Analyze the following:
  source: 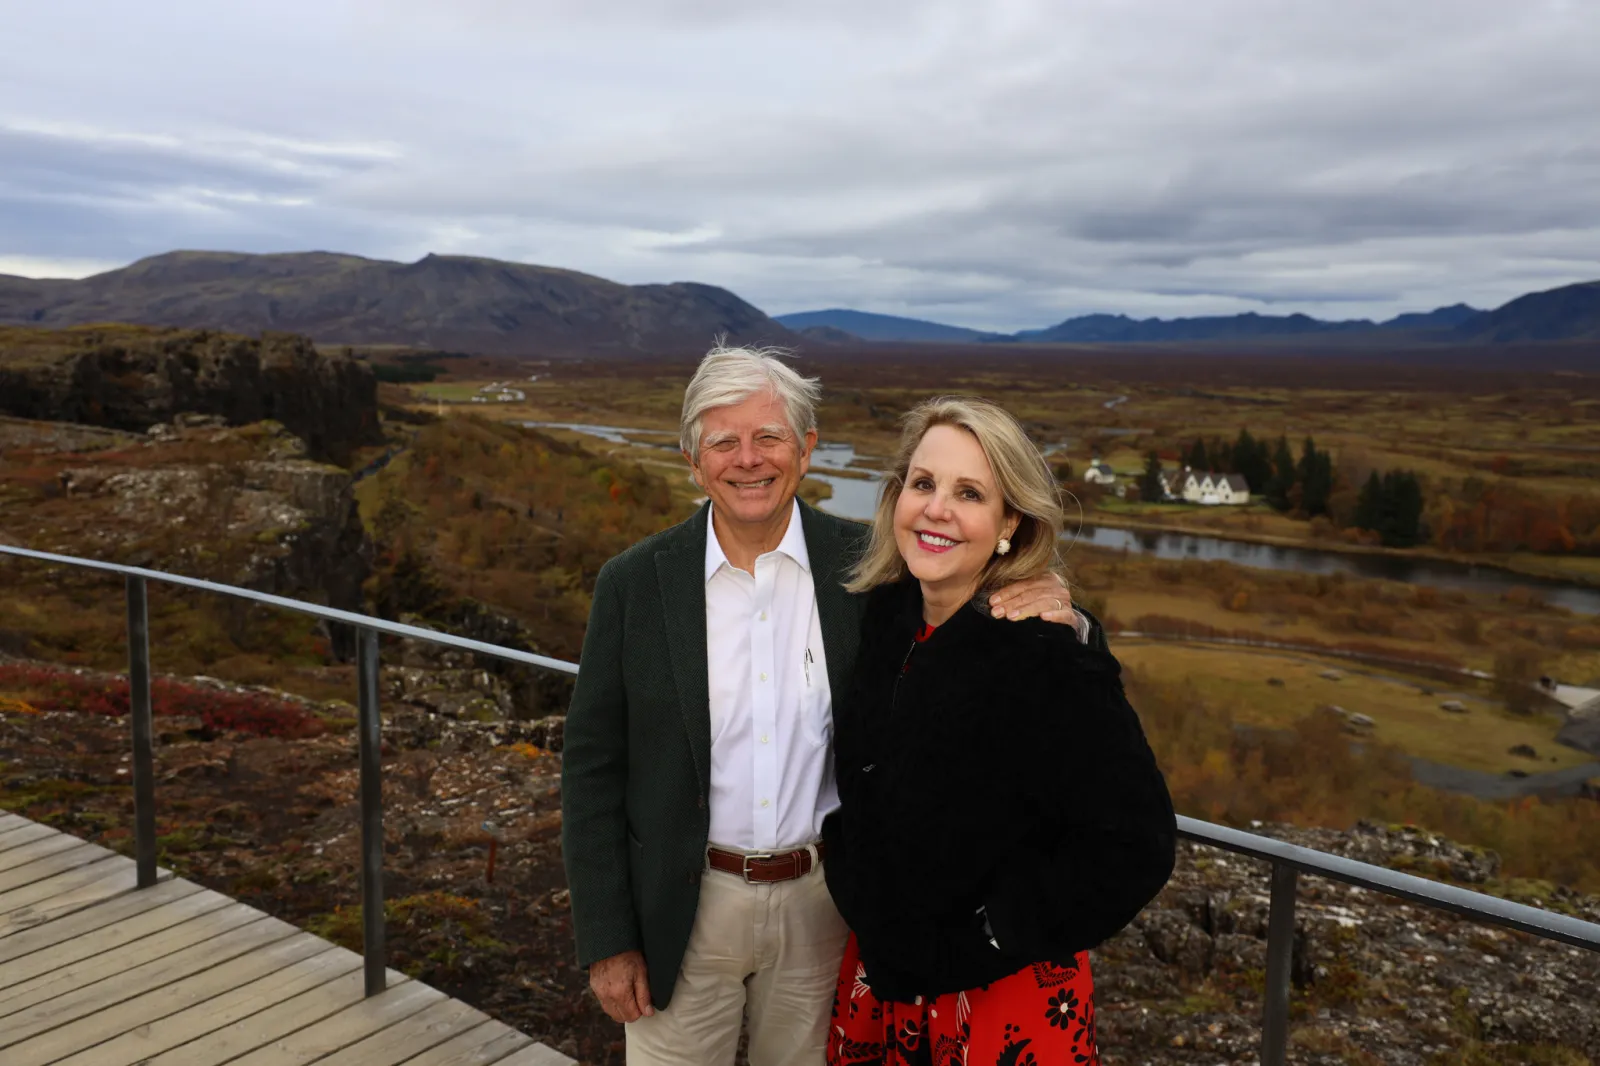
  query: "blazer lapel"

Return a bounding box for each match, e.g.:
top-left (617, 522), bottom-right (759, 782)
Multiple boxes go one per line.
top-left (800, 502), bottom-right (859, 700)
top-left (656, 504), bottom-right (712, 796)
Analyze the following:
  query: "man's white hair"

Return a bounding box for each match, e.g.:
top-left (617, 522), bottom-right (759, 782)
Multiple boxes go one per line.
top-left (679, 344), bottom-right (823, 461)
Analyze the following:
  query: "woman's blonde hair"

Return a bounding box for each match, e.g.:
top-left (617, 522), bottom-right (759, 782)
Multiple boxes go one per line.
top-left (845, 396), bottom-right (1065, 595)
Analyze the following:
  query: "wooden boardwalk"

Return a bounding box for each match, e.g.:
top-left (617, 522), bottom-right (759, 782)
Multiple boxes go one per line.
top-left (0, 810), bottom-right (574, 1066)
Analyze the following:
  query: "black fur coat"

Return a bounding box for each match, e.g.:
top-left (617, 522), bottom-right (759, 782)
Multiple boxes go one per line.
top-left (822, 578), bottom-right (1177, 1003)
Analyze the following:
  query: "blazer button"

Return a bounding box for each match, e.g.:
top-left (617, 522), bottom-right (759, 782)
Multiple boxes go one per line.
top-left (697, 795), bottom-right (707, 811)
top-left (687, 870), bottom-right (701, 885)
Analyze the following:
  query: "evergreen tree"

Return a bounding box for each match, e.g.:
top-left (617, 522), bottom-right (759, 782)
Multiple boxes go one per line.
top-left (1355, 471), bottom-right (1383, 533)
top-left (1266, 435), bottom-right (1296, 511)
top-left (1354, 468), bottom-right (1425, 547)
top-left (1211, 436), bottom-right (1233, 474)
top-left (1297, 436), bottom-right (1334, 517)
top-left (1138, 450), bottom-right (1167, 502)
top-left (1388, 470), bottom-right (1425, 547)
top-left (1234, 428), bottom-right (1274, 493)
top-left (1186, 437), bottom-right (1208, 471)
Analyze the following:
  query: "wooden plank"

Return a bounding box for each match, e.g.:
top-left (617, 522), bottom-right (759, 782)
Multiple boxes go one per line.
top-left (222, 978), bottom-right (445, 1066)
top-left (0, 902), bottom-right (279, 1020)
top-left (0, 861), bottom-right (146, 936)
top-left (0, 877), bottom-right (204, 967)
top-left (0, 839), bottom-right (118, 894)
top-left (0, 832), bottom-right (86, 870)
top-left (0, 912), bottom-right (300, 1048)
top-left (2, 932), bottom-right (336, 1066)
top-left (0, 812), bottom-right (28, 833)
top-left (0, 853), bottom-right (133, 919)
top-left (47, 946), bottom-right (367, 1066)
top-left (0, 884), bottom-right (233, 991)
top-left (393, 1017), bottom-right (536, 1066)
top-left (0, 823), bottom-right (57, 854)
top-left (495, 1044), bottom-right (579, 1066)
top-left (0, 831), bottom-right (89, 873)
top-left (136, 966), bottom-right (410, 1066)
top-left (323, 997), bottom-right (491, 1066)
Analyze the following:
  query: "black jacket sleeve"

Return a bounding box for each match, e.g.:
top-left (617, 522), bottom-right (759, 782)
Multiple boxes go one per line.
top-left (981, 645), bottom-right (1176, 957)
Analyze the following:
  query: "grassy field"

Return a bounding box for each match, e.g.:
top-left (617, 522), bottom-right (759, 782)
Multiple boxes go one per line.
top-left (1116, 641), bottom-right (1588, 775)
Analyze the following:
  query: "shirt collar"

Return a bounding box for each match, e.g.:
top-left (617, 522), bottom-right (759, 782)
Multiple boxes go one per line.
top-left (704, 498), bottom-right (811, 583)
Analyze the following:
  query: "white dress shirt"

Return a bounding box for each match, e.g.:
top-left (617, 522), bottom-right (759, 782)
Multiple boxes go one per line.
top-left (704, 500), bottom-right (838, 850)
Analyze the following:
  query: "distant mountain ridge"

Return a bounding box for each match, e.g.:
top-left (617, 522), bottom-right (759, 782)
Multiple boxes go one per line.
top-left (0, 250), bottom-right (798, 355)
top-left (773, 308), bottom-right (1004, 343)
top-left (1458, 281), bottom-right (1600, 343)
top-left (776, 283), bottom-right (1600, 345)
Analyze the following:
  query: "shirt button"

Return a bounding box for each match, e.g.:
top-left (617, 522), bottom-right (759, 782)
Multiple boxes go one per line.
top-left (760, 734), bottom-right (769, 744)
top-left (760, 611), bottom-right (768, 621)
top-left (760, 799), bottom-right (770, 808)
top-left (759, 672), bottom-right (767, 681)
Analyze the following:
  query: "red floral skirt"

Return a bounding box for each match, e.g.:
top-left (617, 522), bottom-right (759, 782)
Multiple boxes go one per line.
top-left (826, 932), bottom-right (1099, 1066)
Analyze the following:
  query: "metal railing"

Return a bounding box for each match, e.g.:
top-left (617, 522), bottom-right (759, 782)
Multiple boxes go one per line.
top-left (3, 542), bottom-right (1599, 1065)
top-left (1, 543), bottom-right (575, 997)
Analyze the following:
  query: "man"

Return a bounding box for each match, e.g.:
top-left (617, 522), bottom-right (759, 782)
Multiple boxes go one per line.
top-left (561, 346), bottom-right (1085, 1065)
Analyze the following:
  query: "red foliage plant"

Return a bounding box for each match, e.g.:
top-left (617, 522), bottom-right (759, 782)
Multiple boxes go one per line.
top-left (0, 662), bottom-right (325, 740)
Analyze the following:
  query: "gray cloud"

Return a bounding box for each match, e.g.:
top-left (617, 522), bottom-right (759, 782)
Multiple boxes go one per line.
top-left (2, 0), bottom-right (1598, 328)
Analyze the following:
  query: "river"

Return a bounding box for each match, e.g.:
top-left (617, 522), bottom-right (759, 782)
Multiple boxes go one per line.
top-left (1075, 525), bottom-right (1600, 616)
top-left (529, 423), bottom-right (1600, 616)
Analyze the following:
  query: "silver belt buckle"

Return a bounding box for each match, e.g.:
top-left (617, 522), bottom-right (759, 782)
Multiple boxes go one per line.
top-left (741, 852), bottom-right (774, 882)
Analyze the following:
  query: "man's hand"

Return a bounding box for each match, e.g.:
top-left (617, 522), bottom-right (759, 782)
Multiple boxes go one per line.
top-left (590, 950), bottom-right (654, 1023)
top-left (989, 572), bottom-right (1077, 625)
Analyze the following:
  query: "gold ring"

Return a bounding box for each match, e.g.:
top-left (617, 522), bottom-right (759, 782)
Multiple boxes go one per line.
top-left (1054, 598), bottom-right (1063, 612)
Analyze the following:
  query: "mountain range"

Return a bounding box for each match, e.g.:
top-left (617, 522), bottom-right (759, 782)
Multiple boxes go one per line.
top-left (779, 291), bottom-right (1600, 346)
top-left (1, 248), bottom-right (1597, 354)
top-left (0, 250), bottom-right (798, 355)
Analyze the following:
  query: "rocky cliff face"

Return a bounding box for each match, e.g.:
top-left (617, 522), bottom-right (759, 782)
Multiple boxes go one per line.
top-left (2, 414), bottom-right (371, 658)
top-left (0, 325), bottom-right (381, 465)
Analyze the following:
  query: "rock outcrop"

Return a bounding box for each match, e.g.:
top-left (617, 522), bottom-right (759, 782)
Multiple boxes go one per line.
top-left (1094, 821), bottom-right (1600, 1064)
top-left (2, 415), bottom-right (371, 658)
top-left (0, 325), bottom-right (381, 464)
top-left (1558, 695), bottom-right (1600, 757)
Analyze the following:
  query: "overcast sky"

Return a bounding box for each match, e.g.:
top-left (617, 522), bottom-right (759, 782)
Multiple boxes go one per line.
top-left (4, 0), bottom-right (1598, 330)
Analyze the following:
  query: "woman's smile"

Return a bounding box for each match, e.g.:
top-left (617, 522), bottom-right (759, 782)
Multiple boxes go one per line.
top-left (914, 530), bottom-right (962, 553)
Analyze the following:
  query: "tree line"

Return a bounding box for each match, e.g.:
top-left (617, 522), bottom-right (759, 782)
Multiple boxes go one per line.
top-left (1147, 429), bottom-right (1335, 517)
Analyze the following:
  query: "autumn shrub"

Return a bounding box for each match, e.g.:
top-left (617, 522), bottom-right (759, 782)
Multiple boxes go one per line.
top-left (309, 891), bottom-right (509, 984)
top-left (1559, 625), bottom-right (1600, 651)
top-left (0, 662), bottom-right (324, 739)
top-left (361, 418), bottom-right (686, 660)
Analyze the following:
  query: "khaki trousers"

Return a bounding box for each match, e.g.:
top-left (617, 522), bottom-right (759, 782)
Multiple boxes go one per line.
top-left (625, 847), bottom-right (848, 1066)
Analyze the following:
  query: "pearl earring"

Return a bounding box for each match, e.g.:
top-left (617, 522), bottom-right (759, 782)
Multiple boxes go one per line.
top-left (996, 537), bottom-right (1011, 556)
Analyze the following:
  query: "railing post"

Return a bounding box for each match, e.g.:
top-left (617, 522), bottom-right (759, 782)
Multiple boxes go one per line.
top-left (1262, 862), bottom-right (1298, 1066)
top-left (357, 626), bottom-right (387, 996)
top-left (125, 575), bottom-right (157, 888)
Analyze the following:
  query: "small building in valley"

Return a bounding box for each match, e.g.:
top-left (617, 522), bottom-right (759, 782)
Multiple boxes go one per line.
top-left (1163, 467), bottom-right (1251, 505)
top-left (1083, 460), bottom-right (1118, 486)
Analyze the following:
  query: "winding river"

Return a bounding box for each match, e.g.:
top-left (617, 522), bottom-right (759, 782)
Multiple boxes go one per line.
top-left (531, 424), bottom-right (1600, 616)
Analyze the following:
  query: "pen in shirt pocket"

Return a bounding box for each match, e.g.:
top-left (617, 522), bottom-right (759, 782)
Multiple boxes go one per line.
top-left (803, 647), bottom-right (814, 687)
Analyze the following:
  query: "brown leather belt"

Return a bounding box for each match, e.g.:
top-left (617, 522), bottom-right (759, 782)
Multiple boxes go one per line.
top-left (706, 842), bottom-right (825, 884)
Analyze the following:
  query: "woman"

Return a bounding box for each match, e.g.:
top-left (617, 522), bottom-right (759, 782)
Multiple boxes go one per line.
top-left (822, 397), bottom-right (1176, 1066)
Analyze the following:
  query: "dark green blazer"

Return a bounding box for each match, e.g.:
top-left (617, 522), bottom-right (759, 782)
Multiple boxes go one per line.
top-left (560, 500), bottom-right (870, 1010)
